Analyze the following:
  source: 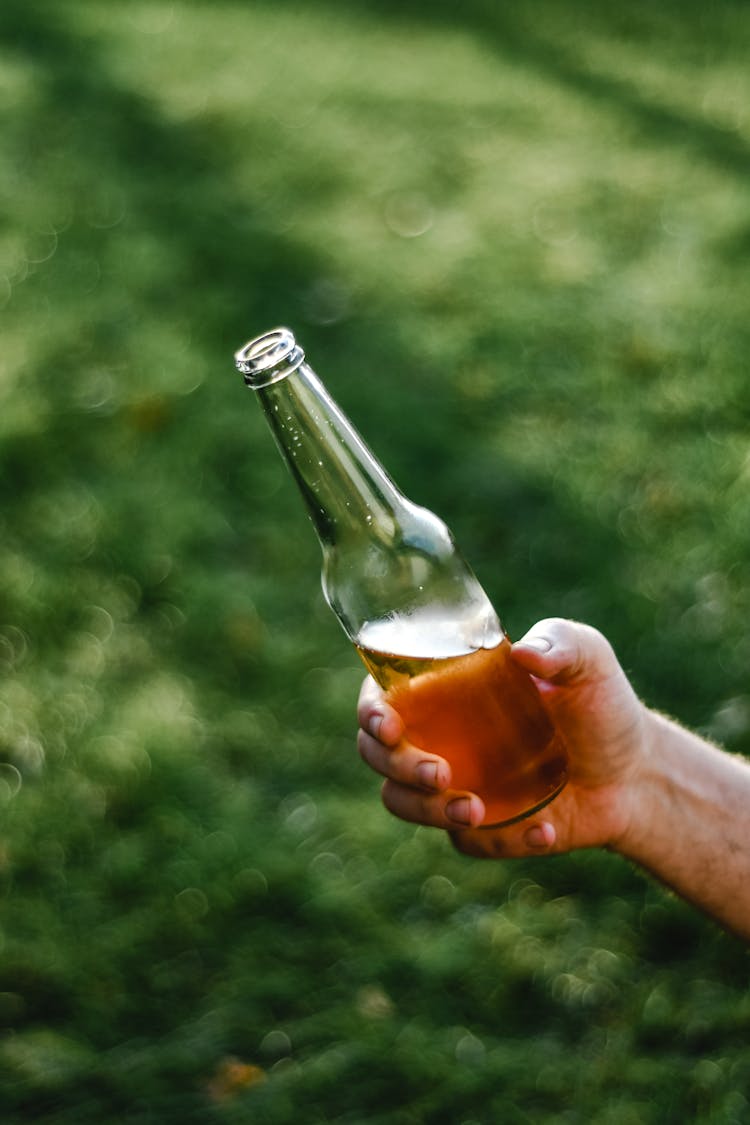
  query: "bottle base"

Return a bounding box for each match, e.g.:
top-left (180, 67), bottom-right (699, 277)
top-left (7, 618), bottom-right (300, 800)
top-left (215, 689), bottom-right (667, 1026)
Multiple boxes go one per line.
top-left (479, 777), bottom-right (568, 830)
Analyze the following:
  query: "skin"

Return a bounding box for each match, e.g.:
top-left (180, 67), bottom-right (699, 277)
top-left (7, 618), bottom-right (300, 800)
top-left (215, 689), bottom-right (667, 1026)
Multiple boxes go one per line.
top-left (357, 617), bottom-right (750, 941)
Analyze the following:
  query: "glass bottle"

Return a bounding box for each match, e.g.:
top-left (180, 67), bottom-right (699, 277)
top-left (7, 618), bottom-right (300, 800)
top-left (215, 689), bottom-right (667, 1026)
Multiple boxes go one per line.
top-left (234, 327), bottom-right (567, 827)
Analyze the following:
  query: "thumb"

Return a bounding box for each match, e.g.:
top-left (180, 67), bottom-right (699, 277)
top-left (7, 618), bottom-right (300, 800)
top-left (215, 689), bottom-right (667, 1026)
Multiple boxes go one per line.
top-left (511, 617), bottom-right (620, 686)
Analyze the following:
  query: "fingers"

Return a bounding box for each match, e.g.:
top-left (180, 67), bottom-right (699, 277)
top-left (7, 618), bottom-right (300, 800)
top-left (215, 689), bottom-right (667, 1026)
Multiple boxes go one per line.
top-left (357, 676), bottom-right (404, 747)
top-left (357, 726), bottom-right (451, 791)
top-left (357, 674), bottom-right (455, 802)
top-left (511, 617), bottom-right (622, 686)
top-left (356, 677), bottom-right (485, 829)
top-left (450, 818), bottom-right (558, 859)
top-left (381, 779), bottom-right (486, 829)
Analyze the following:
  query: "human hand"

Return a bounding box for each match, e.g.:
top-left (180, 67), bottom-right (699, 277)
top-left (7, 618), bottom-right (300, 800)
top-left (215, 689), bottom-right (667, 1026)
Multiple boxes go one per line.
top-left (356, 618), bottom-right (652, 860)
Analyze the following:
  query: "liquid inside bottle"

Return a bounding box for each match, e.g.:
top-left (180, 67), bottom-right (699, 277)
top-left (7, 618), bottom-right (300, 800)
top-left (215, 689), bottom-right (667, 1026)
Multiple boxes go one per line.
top-left (356, 609), bottom-right (568, 828)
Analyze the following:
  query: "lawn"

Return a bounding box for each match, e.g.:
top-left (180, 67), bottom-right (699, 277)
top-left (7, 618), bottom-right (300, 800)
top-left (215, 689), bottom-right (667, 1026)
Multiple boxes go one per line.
top-left (1, 1), bottom-right (750, 1121)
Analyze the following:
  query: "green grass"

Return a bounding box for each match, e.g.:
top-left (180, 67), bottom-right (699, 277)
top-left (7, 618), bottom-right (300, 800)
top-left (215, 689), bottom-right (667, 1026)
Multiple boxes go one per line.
top-left (2, 0), bottom-right (750, 1120)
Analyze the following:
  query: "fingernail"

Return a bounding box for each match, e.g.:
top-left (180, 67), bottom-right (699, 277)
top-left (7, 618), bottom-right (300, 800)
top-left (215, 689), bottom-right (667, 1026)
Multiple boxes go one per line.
top-left (416, 760), bottom-right (438, 789)
top-left (446, 797), bottom-right (475, 826)
top-left (367, 712), bottom-right (383, 738)
top-left (524, 824), bottom-right (551, 849)
top-left (516, 635), bottom-right (552, 654)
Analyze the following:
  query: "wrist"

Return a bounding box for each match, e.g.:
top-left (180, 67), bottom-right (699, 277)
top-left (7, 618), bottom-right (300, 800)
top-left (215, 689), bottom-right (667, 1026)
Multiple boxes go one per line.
top-left (604, 702), bottom-right (662, 856)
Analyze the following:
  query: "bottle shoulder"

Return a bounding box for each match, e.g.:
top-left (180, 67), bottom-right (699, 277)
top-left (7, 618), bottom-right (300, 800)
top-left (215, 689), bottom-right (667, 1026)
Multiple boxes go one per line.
top-left (320, 499), bottom-right (500, 646)
top-left (394, 499), bottom-right (455, 555)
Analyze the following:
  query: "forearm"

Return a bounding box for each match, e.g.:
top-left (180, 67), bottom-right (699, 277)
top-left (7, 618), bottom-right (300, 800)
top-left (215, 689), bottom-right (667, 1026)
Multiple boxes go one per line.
top-left (616, 709), bottom-right (750, 940)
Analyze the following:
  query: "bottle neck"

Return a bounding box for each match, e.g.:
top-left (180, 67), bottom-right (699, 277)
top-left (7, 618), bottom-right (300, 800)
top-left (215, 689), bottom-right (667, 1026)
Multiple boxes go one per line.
top-left (236, 328), bottom-right (503, 650)
top-left (256, 362), bottom-right (405, 547)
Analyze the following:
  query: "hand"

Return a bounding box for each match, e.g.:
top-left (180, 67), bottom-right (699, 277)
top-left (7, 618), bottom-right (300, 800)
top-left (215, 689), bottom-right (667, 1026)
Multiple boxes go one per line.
top-left (356, 618), bottom-right (652, 860)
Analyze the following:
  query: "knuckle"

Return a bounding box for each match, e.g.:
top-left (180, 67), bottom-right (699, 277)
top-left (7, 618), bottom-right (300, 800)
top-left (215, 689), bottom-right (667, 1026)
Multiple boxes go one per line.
top-left (575, 622), bottom-right (619, 672)
top-left (449, 830), bottom-right (490, 858)
top-left (357, 729), bottom-right (376, 765)
top-left (417, 791), bottom-right (436, 822)
top-left (380, 779), bottom-right (399, 815)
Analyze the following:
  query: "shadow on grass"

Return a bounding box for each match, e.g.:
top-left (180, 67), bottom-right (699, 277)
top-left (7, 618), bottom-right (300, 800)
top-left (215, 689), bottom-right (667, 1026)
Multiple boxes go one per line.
top-left (312, 0), bottom-right (750, 179)
top-left (0, 0), bottom-right (740, 723)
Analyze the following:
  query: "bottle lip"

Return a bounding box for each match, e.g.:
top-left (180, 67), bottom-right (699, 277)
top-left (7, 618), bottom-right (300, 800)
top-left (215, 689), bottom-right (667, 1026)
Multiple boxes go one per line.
top-left (234, 327), bottom-right (305, 388)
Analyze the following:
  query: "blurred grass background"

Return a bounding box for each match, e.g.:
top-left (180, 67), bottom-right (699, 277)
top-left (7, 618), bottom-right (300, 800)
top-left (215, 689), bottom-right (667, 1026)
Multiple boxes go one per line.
top-left (2, 0), bottom-right (750, 1120)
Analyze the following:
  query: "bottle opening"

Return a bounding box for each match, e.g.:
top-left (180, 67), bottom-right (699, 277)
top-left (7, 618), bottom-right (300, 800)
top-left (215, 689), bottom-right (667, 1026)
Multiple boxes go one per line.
top-left (234, 327), bottom-right (305, 388)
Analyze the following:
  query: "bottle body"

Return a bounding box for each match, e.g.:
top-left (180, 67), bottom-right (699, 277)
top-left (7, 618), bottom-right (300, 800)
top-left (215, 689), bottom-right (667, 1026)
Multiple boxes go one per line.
top-left (235, 328), bottom-right (568, 827)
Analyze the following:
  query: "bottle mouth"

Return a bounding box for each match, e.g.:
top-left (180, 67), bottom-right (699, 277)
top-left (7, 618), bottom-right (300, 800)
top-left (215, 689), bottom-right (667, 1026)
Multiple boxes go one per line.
top-left (234, 327), bottom-right (305, 388)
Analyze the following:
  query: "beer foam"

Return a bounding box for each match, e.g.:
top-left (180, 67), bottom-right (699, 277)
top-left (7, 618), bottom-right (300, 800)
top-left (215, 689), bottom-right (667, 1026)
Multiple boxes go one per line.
top-left (358, 606), bottom-right (502, 659)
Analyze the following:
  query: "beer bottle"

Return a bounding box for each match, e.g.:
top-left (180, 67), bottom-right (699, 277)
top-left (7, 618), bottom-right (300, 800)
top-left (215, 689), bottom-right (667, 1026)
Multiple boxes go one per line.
top-left (234, 328), bottom-right (567, 827)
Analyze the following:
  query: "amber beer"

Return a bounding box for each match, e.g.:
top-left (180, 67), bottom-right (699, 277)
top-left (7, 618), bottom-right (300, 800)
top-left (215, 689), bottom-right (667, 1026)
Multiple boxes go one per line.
top-left (357, 617), bottom-right (568, 828)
